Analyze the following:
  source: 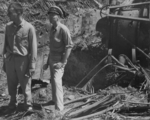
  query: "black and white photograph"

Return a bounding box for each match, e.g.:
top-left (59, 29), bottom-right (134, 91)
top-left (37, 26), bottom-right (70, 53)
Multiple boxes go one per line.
top-left (0, 0), bottom-right (150, 120)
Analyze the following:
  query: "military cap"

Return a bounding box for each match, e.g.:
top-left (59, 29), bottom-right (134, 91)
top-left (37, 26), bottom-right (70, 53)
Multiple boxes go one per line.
top-left (48, 6), bottom-right (64, 18)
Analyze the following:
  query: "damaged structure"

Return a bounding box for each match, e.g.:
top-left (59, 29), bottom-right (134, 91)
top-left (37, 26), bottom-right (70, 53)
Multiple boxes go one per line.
top-left (63, 1), bottom-right (150, 120)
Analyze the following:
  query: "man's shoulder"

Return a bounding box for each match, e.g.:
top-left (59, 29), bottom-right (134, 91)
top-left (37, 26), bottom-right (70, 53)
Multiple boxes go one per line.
top-left (59, 23), bottom-right (69, 32)
top-left (24, 20), bottom-right (34, 29)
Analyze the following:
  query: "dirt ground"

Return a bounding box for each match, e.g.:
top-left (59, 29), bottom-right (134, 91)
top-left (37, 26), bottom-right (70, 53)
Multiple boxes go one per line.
top-left (0, 76), bottom-right (150, 120)
top-left (0, 77), bottom-right (80, 120)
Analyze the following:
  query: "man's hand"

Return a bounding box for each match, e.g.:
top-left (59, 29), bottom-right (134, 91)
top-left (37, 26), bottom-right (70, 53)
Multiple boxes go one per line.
top-left (43, 64), bottom-right (49, 70)
top-left (53, 62), bottom-right (65, 69)
top-left (25, 68), bottom-right (35, 77)
top-left (29, 68), bottom-right (35, 76)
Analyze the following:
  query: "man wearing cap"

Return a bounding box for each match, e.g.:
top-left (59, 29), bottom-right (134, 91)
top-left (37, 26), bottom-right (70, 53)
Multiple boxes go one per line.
top-left (43, 6), bottom-right (73, 115)
top-left (3, 2), bottom-right (37, 112)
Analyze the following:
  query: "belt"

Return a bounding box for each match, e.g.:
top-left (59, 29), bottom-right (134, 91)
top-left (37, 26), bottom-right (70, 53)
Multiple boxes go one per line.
top-left (4, 52), bottom-right (27, 61)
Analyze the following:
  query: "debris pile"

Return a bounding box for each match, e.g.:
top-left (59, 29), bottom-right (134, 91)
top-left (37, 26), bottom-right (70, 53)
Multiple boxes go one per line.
top-left (0, 79), bottom-right (150, 120)
top-left (63, 85), bottom-right (149, 120)
top-left (62, 53), bottom-right (150, 120)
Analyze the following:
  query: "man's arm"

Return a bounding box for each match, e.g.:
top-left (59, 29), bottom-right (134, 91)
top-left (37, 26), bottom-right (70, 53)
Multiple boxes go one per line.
top-left (28, 25), bottom-right (37, 70)
top-left (62, 27), bottom-right (73, 65)
top-left (62, 47), bottom-right (72, 64)
top-left (3, 26), bottom-right (7, 56)
top-left (2, 25), bottom-right (8, 72)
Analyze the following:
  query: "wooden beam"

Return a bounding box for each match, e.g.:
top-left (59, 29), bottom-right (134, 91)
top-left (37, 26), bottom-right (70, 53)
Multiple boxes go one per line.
top-left (109, 2), bottom-right (150, 9)
top-left (107, 14), bottom-right (150, 22)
